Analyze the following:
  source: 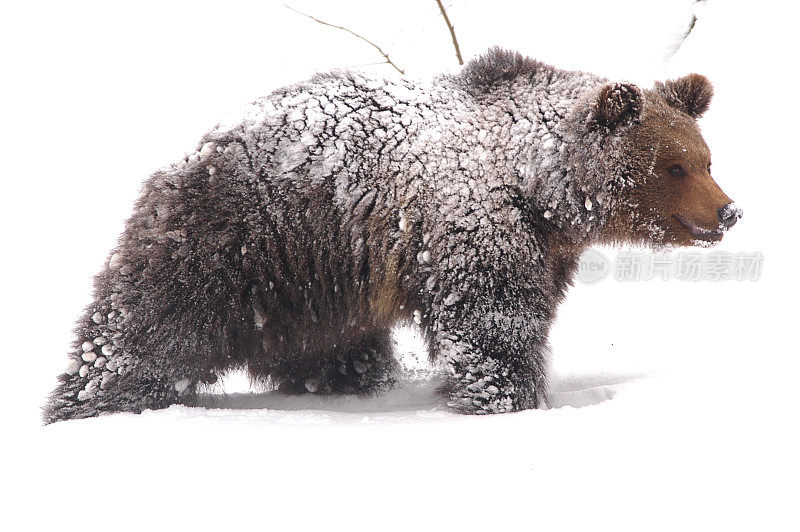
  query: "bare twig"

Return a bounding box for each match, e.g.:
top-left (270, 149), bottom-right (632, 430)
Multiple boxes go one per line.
top-left (344, 61), bottom-right (395, 69)
top-left (667, 0), bottom-right (705, 59)
top-left (283, 3), bottom-right (405, 75)
top-left (434, 0), bottom-right (463, 66)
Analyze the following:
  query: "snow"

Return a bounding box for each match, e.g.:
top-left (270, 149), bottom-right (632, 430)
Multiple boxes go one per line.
top-left (174, 378), bottom-right (191, 394)
top-left (399, 211), bottom-right (409, 231)
top-left (1, 0), bottom-right (798, 530)
top-left (65, 359), bottom-right (80, 375)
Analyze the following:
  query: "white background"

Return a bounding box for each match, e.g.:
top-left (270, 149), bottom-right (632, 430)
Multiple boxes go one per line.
top-left (1, 1), bottom-right (798, 530)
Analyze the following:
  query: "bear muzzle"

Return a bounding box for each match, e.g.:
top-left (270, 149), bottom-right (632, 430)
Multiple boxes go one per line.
top-left (674, 214), bottom-right (724, 242)
top-left (717, 202), bottom-right (743, 230)
top-left (674, 202), bottom-right (741, 243)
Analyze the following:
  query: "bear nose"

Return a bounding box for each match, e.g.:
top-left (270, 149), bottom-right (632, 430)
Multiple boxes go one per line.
top-left (718, 202), bottom-right (743, 230)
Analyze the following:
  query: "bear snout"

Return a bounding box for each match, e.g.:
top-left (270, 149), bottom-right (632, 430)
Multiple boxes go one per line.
top-left (674, 214), bottom-right (724, 242)
top-left (718, 202), bottom-right (743, 230)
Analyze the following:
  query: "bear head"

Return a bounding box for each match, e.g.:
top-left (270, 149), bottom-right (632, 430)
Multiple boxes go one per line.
top-left (591, 74), bottom-right (742, 247)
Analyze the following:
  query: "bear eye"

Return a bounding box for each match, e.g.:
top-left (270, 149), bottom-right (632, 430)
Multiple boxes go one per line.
top-left (668, 164), bottom-right (686, 178)
top-left (707, 162), bottom-right (712, 174)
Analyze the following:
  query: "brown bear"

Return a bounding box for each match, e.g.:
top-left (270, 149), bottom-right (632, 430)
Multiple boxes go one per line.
top-left (43, 48), bottom-right (741, 422)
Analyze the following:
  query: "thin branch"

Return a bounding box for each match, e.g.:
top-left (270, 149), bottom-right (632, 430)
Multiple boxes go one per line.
top-left (283, 3), bottom-right (405, 75)
top-left (667, 0), bottom-right (706, 59)
top-left (344, 61), bottom-right (395, 69)
top-left (434, 0), bottom-right (463, 66)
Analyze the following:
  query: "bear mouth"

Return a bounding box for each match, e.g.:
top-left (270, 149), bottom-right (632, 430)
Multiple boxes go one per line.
top-left (674, 214), bottom-right (723, 242)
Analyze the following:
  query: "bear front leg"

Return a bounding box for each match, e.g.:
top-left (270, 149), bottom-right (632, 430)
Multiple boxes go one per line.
top-left (428, 290), bottom-right (551, 414)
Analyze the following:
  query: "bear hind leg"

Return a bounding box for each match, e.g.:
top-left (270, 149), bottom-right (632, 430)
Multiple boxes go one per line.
top-left (265, 328), bottom-right (398, 396)
top-left (327, 328), bottom-right (398, 394)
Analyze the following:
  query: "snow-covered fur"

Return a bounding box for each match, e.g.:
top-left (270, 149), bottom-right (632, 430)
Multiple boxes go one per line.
top-left (44, 48), bottom-right (735, 422)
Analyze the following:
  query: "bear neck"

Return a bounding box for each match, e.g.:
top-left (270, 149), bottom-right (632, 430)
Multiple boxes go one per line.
top-left (495, 73), bottom-right (620, 246)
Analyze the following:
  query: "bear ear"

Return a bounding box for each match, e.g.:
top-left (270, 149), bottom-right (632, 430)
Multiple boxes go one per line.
top-left (654, 73), bottom-right (713, 118)
top-left (591, 82), bottom-right (643, 131)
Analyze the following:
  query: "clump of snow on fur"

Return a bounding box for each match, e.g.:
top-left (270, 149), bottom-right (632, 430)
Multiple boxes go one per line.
top-left (174, 378), bottom-right (191, 394)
